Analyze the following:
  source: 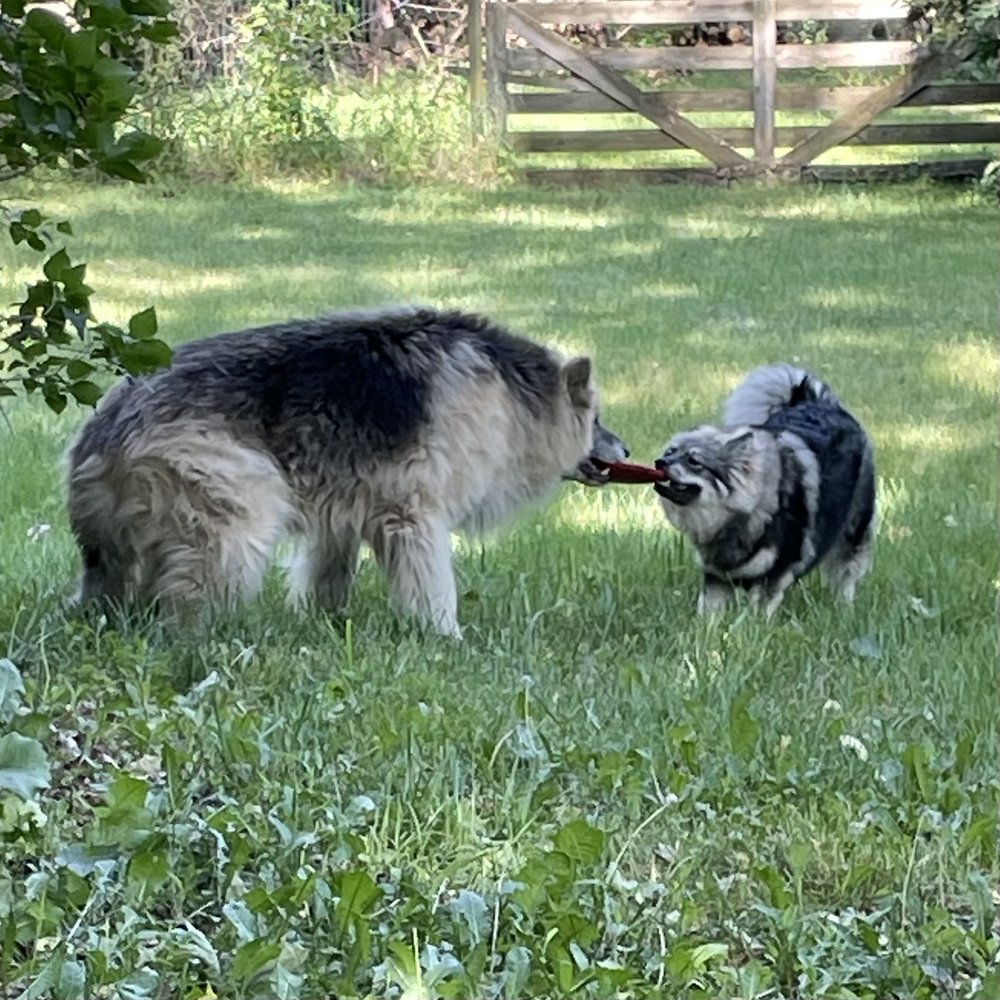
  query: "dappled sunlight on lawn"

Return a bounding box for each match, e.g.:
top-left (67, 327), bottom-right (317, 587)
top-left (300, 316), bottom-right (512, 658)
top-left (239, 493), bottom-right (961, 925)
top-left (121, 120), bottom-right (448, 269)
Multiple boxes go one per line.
top-left (924, 340), bottom-right (1000, 397)
top-left (98, 267), bottom-right (249, 301)
top-left (554, 487), bottom-right (666, 534)
top-left (799, 286), bottom-right (899, 310)
top-left (602, 362), bottom-right (740, 417)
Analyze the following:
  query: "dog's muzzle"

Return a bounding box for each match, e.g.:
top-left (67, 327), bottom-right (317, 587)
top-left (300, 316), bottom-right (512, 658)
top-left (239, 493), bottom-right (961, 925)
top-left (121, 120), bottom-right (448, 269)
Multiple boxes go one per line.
top-left (653, 460), bottom-right (701, 505)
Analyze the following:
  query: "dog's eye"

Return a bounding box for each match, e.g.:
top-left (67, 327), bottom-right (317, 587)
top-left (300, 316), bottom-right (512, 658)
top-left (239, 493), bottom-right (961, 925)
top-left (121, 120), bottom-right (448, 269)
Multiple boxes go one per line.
top-left (686, 453), bottom-right (703, 469)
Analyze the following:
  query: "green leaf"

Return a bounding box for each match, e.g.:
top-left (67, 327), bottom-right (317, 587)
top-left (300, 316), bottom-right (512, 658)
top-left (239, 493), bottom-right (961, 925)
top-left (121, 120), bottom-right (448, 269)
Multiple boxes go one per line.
top-left (128, 306), bottom-right (158, 340)
top-left (24, 7), bottom-right (70, 46)
top-left (0, 732), bottom-right (51, 800)
top-left (43, 388), bottom-right (68, 414)
top-left (0, 659), bottom-right (25, 724)
top-left (65, 359), bottom-right (95, 380)
top-left (43, 248), bottom-right (73, 283)
top-left (754, 865), bottom-right (791, 909)
top-left (689, 942), bottom-right (728, 970)
top-left (115, 969), bottom-right (159, 999)
top-left (787, 840), bottom-right (812, 875)
top-left (232, 940), bottom-right (281, 982)
top-left (223, 899), bottom-right (259, 944)
top-left (68, 380), bottom-right (103, 407)
top-left (129, 845), bottom-right (169, 892)
top-left (118, 130), bottom-right (164, 162)
top-left (64, 30), bottom-right (97, 69)
top-left (56, 958), bottom-right (85, 1000)
top-left (334, 869), bottom-right (379, 927)
top-left (100, 158), bottom-right (148, 184)
top-left (139, 19), bottom-right (180, 43)
top-left (902, 742), bottom-right (933, 804)
top-left (728, 692), bottom-right (759, 759)
top-left (18, 208), bottom-right (43, 228)
top-left (503, 946), bottom-right (531, 1000)
top-left (448, 889), bottom-right (488, 944)
top-left (119, 339), bottom-right (172, 373)
top-left (857, 921), bottom-right (881, 953)
top-left (553, 818), bottom-right (604, 866)
top-left (106, 773), bottom-right (149, 812)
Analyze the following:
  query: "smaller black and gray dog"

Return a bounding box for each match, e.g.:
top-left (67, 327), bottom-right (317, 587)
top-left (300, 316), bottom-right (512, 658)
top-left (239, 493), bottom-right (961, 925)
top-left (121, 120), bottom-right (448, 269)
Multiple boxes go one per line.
top-left (654, 364), bottom-right (875, 616)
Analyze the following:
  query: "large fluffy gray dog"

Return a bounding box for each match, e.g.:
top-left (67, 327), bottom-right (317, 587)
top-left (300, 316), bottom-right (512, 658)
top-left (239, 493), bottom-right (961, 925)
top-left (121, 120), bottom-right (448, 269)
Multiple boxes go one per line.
top-left (654, 363), bottom-right (876, 616)
top-left (67, 308), bottom-right (627, 636)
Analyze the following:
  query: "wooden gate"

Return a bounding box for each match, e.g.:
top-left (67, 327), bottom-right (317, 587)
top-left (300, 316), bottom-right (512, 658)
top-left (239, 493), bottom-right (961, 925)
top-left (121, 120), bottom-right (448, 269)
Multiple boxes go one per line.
top-left (483, 1), bottom-right (1000, 183)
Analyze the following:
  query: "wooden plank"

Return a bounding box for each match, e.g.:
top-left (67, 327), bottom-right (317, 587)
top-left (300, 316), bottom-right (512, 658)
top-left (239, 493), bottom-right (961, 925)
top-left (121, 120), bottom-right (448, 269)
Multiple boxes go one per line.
top-left (506, 2), bottom-right (907, 26)
top-left (507, 46), bottom-right (755, 73)
top-left (777, 0), bottom-right (907, 17)
top-left (509, 88), bottom-right (757, 112)
top-left (468, 0), bottom-right (484, 110)
top-left (801, 158), bottom-right (993, 182)
top-left (485, 2), bottom-right (509, 136)
top-left (506, 41), bottom-right (919, 73)
top-left (506, 7), bottom-right (750, 166)
top-left (506, 2), bottom-right (753, 25)
top-left (524, 166), bottom-right (728, 187)
top-left (910, 83), bottom-right (1000, 106)
top-left (508, 121), bottom-right (1000, 152)
top-left (506, 81), bottom-right (1000, 114)
top-left (776, 41), bottom-right (920, 68)
top-left (782, 40), bottom-right (978, 166)
top-left (753, 0), bottom-right (777, 164)
top-left (522, 159), bottom-right (991, 188)
top-left (511, 128), bottom-right (776, 151)
top-left (846, 121), bottom-right (1000, 144)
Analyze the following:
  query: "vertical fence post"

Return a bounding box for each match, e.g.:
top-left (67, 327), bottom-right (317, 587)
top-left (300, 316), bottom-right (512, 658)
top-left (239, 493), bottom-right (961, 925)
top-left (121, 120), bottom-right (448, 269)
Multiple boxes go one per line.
top-left (753, 0), bottom-right (777, 168)
top-left (485, 1), bottom-right (508, 138)
top-left (469, 0), bottom-right (485, 119)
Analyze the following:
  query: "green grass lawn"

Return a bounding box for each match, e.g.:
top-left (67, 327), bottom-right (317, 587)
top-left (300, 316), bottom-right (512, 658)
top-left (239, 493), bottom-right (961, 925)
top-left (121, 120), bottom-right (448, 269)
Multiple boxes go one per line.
top-left (1, 178), bottom-right (997, 999)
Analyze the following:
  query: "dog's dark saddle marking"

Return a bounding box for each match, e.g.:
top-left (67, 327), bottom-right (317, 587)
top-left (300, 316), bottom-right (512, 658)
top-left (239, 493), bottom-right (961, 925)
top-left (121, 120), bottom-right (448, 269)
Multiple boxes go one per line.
top-left (71, 309), bottom-right (568, 467)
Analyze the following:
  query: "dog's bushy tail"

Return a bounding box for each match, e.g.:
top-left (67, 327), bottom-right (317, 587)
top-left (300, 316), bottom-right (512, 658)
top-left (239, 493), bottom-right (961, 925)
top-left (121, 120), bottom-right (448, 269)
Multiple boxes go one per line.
top-left (722, 363), bottom-right (840, 428)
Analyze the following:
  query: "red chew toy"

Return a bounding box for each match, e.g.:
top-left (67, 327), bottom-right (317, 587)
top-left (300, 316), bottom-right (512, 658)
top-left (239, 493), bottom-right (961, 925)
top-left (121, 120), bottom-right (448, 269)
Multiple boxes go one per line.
top-left (600, 461), bottom-right (668, 485)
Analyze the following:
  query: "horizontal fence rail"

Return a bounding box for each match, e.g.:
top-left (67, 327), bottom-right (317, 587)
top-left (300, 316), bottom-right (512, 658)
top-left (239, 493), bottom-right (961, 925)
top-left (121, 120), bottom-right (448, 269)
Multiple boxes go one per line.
top-left (504, 1), bottom-right (912, 23)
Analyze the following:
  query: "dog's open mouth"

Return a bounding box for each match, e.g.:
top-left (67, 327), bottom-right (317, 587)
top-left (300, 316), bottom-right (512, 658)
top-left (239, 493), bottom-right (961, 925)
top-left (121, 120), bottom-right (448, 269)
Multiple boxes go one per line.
top-left (653, 473), bottom-right (701, 506)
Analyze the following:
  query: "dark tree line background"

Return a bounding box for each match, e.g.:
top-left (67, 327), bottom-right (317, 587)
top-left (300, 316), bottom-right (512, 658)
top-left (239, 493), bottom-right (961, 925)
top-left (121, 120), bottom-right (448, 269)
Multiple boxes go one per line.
top-left (163, 0), bottom-right (998, 83)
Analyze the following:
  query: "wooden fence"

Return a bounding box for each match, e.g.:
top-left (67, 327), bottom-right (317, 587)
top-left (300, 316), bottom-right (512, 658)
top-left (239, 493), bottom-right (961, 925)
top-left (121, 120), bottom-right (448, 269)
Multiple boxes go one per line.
top-left (481, 0), bottom-right (1000, 184)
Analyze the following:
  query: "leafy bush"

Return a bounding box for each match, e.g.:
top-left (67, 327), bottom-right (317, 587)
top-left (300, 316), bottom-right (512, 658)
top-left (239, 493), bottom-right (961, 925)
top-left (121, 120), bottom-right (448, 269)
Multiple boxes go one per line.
top-left (134, 0), bottom-right (501, 186)
top-left (0, 0), bottom-right (175, 411)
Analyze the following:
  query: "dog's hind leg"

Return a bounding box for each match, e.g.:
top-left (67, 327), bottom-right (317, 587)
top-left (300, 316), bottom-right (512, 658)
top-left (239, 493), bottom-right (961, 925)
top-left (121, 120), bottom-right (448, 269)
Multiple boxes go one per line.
top-left (822, 520), bottom-right (875, 603)
top-left (822, 454), bottom-right (876, 603)
top-left (288, 524), bottom-right (361, 613)
top-left (365, 506), bottom-right (460, 638)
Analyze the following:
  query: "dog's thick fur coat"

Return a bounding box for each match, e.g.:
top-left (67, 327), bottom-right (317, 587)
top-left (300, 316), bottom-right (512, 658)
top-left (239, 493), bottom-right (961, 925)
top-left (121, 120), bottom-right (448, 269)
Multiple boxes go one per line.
top-left (67, 308), bottom-right (626, 636)
top-left (654, 364), bottom-right (875, 616)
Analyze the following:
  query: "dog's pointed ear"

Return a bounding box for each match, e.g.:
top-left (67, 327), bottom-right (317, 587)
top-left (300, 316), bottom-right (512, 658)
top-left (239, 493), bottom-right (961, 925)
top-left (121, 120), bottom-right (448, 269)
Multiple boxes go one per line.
top-left (721, 430), bottom-right (755, 462)
top-left (563, 356), bottom-right (593, 408)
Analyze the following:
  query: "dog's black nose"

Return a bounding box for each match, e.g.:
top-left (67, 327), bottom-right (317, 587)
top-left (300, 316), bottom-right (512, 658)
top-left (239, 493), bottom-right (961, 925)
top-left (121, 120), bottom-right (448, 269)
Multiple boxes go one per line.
top-left (623, 446), bottom-right (630, 459)
top-left (654, 458), bottom-right (668, 471)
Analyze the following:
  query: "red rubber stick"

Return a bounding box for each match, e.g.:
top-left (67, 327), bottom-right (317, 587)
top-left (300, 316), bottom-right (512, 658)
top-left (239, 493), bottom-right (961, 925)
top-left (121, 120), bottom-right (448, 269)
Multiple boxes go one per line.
top-left (602, 461), bottom-right (667, 485)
